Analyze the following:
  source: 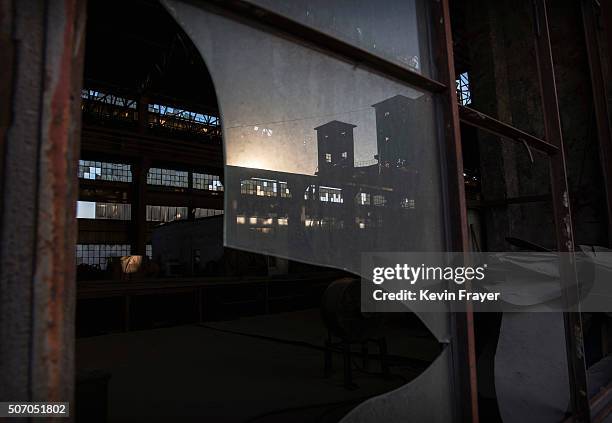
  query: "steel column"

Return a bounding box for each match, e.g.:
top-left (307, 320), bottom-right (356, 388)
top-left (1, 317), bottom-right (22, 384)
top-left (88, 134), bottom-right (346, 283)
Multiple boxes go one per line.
top-left (533, 0), bottom-right (591, 421)
top-left (0, 0), bottom-right (87, 406)
top-left (433, 0), bottom-right (479, 422)
top-left (581, 0), bottom-right (612, 247)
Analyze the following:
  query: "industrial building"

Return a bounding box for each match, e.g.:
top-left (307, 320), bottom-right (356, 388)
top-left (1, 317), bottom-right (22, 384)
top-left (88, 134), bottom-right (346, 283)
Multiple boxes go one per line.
top-left (1, 0), bottom-right (612, 422)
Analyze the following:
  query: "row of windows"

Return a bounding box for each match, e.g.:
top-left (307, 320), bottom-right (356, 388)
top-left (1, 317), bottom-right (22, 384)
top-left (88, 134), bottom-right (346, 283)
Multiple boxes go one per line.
top-left (81, 90), bottom-right (221, 126)
top-left (76, 202), bottom-right (223, 222)
top-left (79, 160), bottom-right (132, 182)
top-left (76, 244), bottom-right (154, 269)
top-left (76, 201), bottom-right (131, 220)
top-left (146, 205), bottom-right (188, 222)
top-left (148, 103), bottom-right (220, 127)
top-left (81, 90), bottom-right (137, 109)
top-left (195, 208), bottom-right (224, 218)
top-left (240, 178), bottom-right (291, 198)
top-left (193, 172), bottom-right (223, 191)
top-left (79, 162), bottom-right (223, 192)
top-left (319, 186), bottom-right (344, 203)
top-left (76, 244), bottom-right (131, 270)
top-left (147, 168), bottom-right (189, 187)
top-left (236, 215), bottom-right (288, 226)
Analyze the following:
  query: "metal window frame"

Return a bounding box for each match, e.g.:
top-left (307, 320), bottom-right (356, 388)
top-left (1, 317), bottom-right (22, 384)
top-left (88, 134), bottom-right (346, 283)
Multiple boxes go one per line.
top-left (0, 0), bottom-right (600, 421)
top-left (194, 0), bottom-right (593, 421)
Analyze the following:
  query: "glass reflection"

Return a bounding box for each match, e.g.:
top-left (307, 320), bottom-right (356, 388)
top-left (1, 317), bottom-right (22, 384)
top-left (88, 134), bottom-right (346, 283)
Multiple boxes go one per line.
top-left (164, 0), bottom-right (445, 274)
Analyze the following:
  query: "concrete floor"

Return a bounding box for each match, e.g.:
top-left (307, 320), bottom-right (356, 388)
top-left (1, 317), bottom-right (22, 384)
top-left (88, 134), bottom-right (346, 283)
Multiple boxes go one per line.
top-left (76, 309), bottom-right (440, 422)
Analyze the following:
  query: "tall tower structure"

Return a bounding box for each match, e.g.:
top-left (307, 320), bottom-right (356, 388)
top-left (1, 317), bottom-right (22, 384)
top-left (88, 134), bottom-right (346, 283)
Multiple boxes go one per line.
top-left (314, 120), bottom-right (356, 179)
top-left (372, 94), bottom-right (427, 169)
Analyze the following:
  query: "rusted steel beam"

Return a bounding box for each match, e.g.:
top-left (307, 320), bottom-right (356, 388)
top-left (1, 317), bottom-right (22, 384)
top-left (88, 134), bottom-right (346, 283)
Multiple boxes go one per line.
top-left (0, 0), bottom-right (86, 407)
top-left (32, 0), bottom-right (87, 405)
top-left (581, 0), bottom-right (612, 247)
top-left (433, 0), bottom-right (479, 422)
top-left (533, 0), bottom-right (592, 421)
top-left (459, 105), bottom-right (559, 155)
top-left (200, 0), bottom-right (447, 94)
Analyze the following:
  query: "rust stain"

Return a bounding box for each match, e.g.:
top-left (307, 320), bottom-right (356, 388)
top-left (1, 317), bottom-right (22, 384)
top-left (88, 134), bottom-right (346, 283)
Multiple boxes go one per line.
top-left (39, 0), bottom-right (82, 403)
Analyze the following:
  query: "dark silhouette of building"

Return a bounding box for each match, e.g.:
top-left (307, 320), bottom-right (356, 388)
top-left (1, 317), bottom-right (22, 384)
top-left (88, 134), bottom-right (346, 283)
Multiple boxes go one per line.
top-left (372, 94), bottom-right (426, 169)
top-left (314, 120), bottom-right (356, 179)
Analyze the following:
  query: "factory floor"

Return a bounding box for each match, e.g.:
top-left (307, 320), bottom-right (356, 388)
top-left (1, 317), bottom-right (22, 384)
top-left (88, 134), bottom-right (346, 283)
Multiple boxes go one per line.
top-left (75, 309), bottom-right (440, 423)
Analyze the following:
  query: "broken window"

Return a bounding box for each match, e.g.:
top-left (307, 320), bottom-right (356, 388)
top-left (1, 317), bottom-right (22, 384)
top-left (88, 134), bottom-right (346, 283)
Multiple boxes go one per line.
top-left (164, 0), bottom-right (444, 275)
top-left (79, 160), bottom-right (132, 182)
top-left (456, 71), bottom-right (471, 106)
top-left (193, 172), bottom-right (223, 191)
top-left (147, 168), bottom-right (188, 188)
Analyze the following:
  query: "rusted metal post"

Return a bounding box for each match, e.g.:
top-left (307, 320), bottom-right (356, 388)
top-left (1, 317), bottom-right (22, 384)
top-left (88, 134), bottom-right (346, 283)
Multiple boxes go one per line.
top-left (433, 0), bottom-right (479, 422)
top-left (533, 0), bottom-right (592, 421)
top-left (0, 0), bottom-right (86, 408)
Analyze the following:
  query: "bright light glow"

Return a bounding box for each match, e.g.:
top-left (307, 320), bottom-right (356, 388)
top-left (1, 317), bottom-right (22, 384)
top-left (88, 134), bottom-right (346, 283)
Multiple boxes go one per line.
top-left (249, 217), bottom-right (258, 225)
top-left (236, 216), bottom-right (246, 224)
top-left (77, 201), bottom-right (96, 219)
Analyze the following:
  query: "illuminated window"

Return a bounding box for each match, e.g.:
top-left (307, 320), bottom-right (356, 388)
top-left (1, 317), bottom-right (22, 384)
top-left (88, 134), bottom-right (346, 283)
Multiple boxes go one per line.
top-left (147, 168), bottom-right (188, 188)
top-left (146, 244), bottom-right (153, 259)
top-left (77, 201), bottom-right (131, 220)
top-left (304, 185), bottom-right (317, 201)
top-left (279, 181), bottom-right (291, 198)
top-left (193, 172), bottom-right (224, 191)
top-left (79, 160), bottom-right (132, 182)
top-left (194, 208), bottom-right (224, 218)
top-left (325, 153), bottom-right (332, 163)
top-left (456, 72), bottom-right (472, 106)
top-left (356, 192), bottom-right (371, 206)
top-left (320, 186), bottom-right (343, 203)
top-left (240, 178), bottom-right (277, 197)
top-left (341, 151), bottom-right (348, 159)
top-left (146, 205), bottom-right (188, 222)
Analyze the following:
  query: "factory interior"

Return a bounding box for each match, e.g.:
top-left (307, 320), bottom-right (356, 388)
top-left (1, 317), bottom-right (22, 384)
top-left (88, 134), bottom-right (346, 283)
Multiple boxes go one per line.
top-left (2, 0), bottom-right (612, 422)
top-left (75, 1), bottom-right (443, 421)
top-left (74, 0), bottom-right (611, 421)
